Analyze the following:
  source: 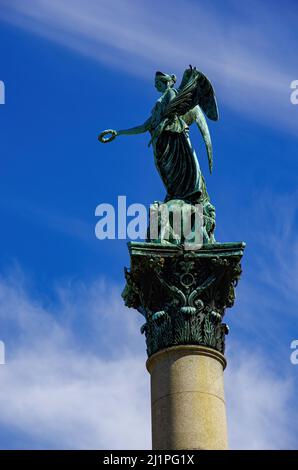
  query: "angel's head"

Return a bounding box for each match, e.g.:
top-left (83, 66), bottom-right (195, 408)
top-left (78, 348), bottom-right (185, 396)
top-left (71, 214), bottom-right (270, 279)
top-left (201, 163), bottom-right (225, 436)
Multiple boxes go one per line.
top-left (155, 71), bottom-right (177, 93)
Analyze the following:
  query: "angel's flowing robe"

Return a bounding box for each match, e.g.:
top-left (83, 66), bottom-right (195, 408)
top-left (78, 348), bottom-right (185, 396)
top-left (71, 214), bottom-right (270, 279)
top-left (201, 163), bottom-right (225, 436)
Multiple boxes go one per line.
top-left (150, 87), bottom-right (203, 204)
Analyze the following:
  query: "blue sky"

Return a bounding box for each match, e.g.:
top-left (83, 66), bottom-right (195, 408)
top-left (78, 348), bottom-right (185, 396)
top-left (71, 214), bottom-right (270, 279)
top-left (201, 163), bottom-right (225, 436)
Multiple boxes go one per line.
top-left (0, 0), bottom-right (297, 449)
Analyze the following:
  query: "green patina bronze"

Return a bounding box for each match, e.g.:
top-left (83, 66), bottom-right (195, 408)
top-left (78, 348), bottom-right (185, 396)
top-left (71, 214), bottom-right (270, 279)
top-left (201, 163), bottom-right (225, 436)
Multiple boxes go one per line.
top-left (99, 65), bottom-right (245, 357)
top-left (122, 242), bottom-right (245, 357)
top-left (99, 65), bottom-right (218, 243)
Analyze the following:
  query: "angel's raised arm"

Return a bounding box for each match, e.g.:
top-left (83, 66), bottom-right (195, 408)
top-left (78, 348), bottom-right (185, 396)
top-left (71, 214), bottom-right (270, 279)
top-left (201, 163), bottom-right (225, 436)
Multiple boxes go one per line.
top-left (117, 117), bottom-right (151, 136)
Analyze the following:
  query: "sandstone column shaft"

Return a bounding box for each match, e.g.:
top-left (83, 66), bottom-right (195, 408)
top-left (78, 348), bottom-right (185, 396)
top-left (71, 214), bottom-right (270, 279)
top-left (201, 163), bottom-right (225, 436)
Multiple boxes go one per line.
top-left (146, 345), bottom-right (228, 450)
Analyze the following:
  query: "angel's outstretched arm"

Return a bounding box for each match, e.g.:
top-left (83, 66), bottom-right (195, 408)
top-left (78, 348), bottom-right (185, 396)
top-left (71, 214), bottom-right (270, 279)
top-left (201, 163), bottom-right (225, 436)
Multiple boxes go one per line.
top-left (117, 117), bottom-right (151, 136)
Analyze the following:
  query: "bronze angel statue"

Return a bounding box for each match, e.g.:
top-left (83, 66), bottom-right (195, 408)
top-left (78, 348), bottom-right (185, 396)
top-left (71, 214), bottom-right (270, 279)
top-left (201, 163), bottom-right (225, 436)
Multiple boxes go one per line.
top-left (98, 65), bottom-right (219, 243)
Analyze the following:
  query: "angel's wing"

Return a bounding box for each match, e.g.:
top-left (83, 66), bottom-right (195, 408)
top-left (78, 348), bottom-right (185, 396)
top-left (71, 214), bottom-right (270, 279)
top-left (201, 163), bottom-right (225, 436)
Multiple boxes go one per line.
top-left (183, 105), bottom-right (213, 174)
top-left (163, 65), bottom-right (219, 121)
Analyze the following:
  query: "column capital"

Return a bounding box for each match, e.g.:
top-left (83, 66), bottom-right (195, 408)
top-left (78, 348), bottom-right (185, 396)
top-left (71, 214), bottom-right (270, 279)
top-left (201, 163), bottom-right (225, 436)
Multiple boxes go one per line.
top-left (122, 241), bottom-right (245, 358)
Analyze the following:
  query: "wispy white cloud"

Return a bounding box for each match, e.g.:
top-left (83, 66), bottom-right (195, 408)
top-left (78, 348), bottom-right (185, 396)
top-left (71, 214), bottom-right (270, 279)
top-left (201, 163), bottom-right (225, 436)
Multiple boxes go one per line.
top-left (0, 268), bottom-right (296, 449)
top-left (226, 346), bottom-right (295, 449)
top-left (253, 192), bottom-right (298, 305)
top-left (226, 190), bottom-right (298, 354)
top-left (0, 0), bottom-right (297, 134)
top-left (0, 271), bottom-right (150, 449)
